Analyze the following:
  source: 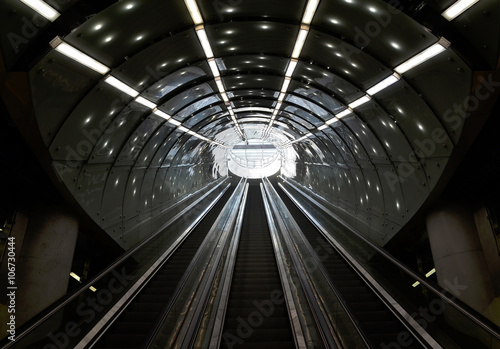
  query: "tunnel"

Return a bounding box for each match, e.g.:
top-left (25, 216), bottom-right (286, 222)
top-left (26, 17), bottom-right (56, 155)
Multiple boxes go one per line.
top-left (1, 0), bottom-right (500, 348)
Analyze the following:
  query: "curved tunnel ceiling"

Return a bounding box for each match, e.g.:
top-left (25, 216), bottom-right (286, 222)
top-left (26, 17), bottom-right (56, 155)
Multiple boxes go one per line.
top-left (3, 0), bottom-right (499, 249)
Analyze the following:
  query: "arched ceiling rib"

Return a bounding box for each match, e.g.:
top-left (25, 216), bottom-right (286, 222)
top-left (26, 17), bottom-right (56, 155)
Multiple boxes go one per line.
top-left (2, 0), bottom-right (498, 249)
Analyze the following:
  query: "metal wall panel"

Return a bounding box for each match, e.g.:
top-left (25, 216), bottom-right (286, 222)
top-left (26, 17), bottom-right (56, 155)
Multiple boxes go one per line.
top-left (116, 116), bottom-right (163, 166)
top-left (49, 83), bottom-right (129, 161)
top-left (30, 51), bottom-right (102, 146)
top-left (122, 168), bottom-right (146, 223)
top-left (100, 166), bottom-right (130, 229)
top-left (74, 164), bottom-right (110, 220)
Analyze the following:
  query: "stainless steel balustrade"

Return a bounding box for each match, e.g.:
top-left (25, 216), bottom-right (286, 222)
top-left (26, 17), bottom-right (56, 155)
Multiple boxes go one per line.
top-left (279, 176), bottom-right (500, 349)
top-left (2, 178), bottom-right (231, 349)
top-left (263, 177), bottom-right (363, 348)
top-left (147, 178), bottom-right (248, 348)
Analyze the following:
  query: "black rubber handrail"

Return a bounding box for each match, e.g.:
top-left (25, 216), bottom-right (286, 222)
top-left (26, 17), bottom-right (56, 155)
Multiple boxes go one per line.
top-left (280, 176), bottom-right (500, 343)
top-left (0, 178), bottom-right (230, 348)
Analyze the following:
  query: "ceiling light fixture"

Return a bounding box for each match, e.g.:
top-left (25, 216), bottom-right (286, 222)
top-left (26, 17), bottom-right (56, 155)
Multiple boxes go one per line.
top-left (221, 92), bottom-right (230, 103)
top-left (208, 59), bottom-right (220, 78)
top-left (20, 0), bottom-right (60, 21)
top-left (50, 38), bottom-right (110, 74)
top-left (153, 109), bottom-right (171, 120)
top-left (326, 117), bottom-right (339, 125)
top-left (215, 77), bottom-right (225, 93)
top-left (281, 77), bottom-right (292, 93)
top-left (394, 38), bottom-right (449, 74)
top-left (184, 0), bottom-right (203, 25)
top-left (366, 73), bottom-right (400, 95)
top-left (318, 124), bottom-right (328, 131)
top-left (336, 108), bottom-right (353, 118)
top-left (302, 0), bottom-right (321, 25)
top-left (292, 26), bottom-right (310, 59)
top-left (135, 96), bottom-right (157, 109)
top-left (178, 126), bottom-right (190, 133)
top-left (196, 26), bottom-right (214, 58)
top-left (104, 76), bottom-right (140, 97)
top-left (168, 119), bottom-right (182, 126)
top-left (348, 95), bottom-right (371, 109)
top-left (442, 0), bottom-right (480, 21)
top-left (285, 59), bottom-right (298, 78)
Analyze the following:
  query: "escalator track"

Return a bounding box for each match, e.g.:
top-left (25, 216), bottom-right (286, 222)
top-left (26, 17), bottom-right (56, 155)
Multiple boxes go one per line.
top-left (220, 180), bottom-right (295, 349)
top-left (93, 185), bottom-right (236, 349)
top-left (274, 181), bottom-right (423, 349)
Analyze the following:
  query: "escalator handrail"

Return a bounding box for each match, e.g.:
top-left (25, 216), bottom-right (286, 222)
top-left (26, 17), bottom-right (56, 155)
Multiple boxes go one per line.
top-left (260, 183), bottom-right (308, 349)
top-left (279, 177), bottom-right (500, 342)
top-left (278, 181), bottom-right (445, 348)
top-left (263, 177), bottom-right (372, 348)
top-left (207, 183), bottom-right (249, 349)
top-left (144, 178), bottom-right (247, 349)
top-left (263, 179), bottom-right (343, 349)
top-left (1, 178), bottom-right (230, 348)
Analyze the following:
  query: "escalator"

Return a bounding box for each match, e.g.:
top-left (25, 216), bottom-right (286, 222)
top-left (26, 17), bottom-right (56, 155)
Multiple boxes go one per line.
top-left (274, 180), bottom-right (423, 349)
top-left (220, 180), bottom-right (295, 349)
top-left (93, 185), bottom-right (236, 349)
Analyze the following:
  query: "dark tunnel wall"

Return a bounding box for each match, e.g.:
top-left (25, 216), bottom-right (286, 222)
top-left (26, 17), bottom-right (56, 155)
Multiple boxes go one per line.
top-left (1, 0), bottom-right (499, 250)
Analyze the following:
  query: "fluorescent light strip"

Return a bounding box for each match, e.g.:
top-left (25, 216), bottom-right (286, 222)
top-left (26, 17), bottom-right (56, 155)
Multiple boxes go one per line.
top-left (336, 108), bottom-right (353, 119)
top-left (318, 124), bottom-right (328, 131)
top-left (20, 0), bottom-right (60, 21)
top-left (51, 39), bottom-right (110, 74)
top-left (267, 0), bottom-right (316, 139)
top-left (135, 96), bottom-right (157, 109)
top-left (366, 73), bottom-right (400, 96)
top-left (425, 268), bottom-right (436, 278)
top-left (70, 272), bottom-right (81, 282)
top-left (395, 41), bottom-right (448, 74)
top-left (168, 119), bottom-right (182, 126)
top-left (105, 76), bottom-right (139, 98)
top-left (153, 109), bottom-right (171, 120)
top-left (221, 92), bottom-right (230, 103)
top-left (442, 0), bottom-right (480, 21)
top-left (302, 0), bottom-right (321, 25)
top-left (285, 59), bottom-right (298, 78)
top-left (281, 77), bottom-right (292, 93)
top-left (234, 107), bottom-right (274, 114)
top-left (413, 268), bottom-right (436, 287)
top-left (326, 117), bottom-right (339, 125)
top-left (349, 95), bottom-right (371, 109)
top-left (215, 78), bottom-right (225, 93)
top-left (208, 59), bottom-right (220, 78)
top-left (184, 0), bottom-right (203, 25)
top-left (292, 28), bottom-right (309, 59)
top-left (196, 27), bottom-right (214, 59)
top-left (89, 286), bottom-right (97, 292)
top-left (178, 126), bottom-right (190, 133)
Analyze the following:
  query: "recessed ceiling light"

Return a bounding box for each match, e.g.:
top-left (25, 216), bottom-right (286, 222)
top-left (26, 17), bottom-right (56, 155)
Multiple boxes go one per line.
top-left (20, 0), bottom-right (60, 21)
top-left (94, 24), bottom-right (102, 31)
